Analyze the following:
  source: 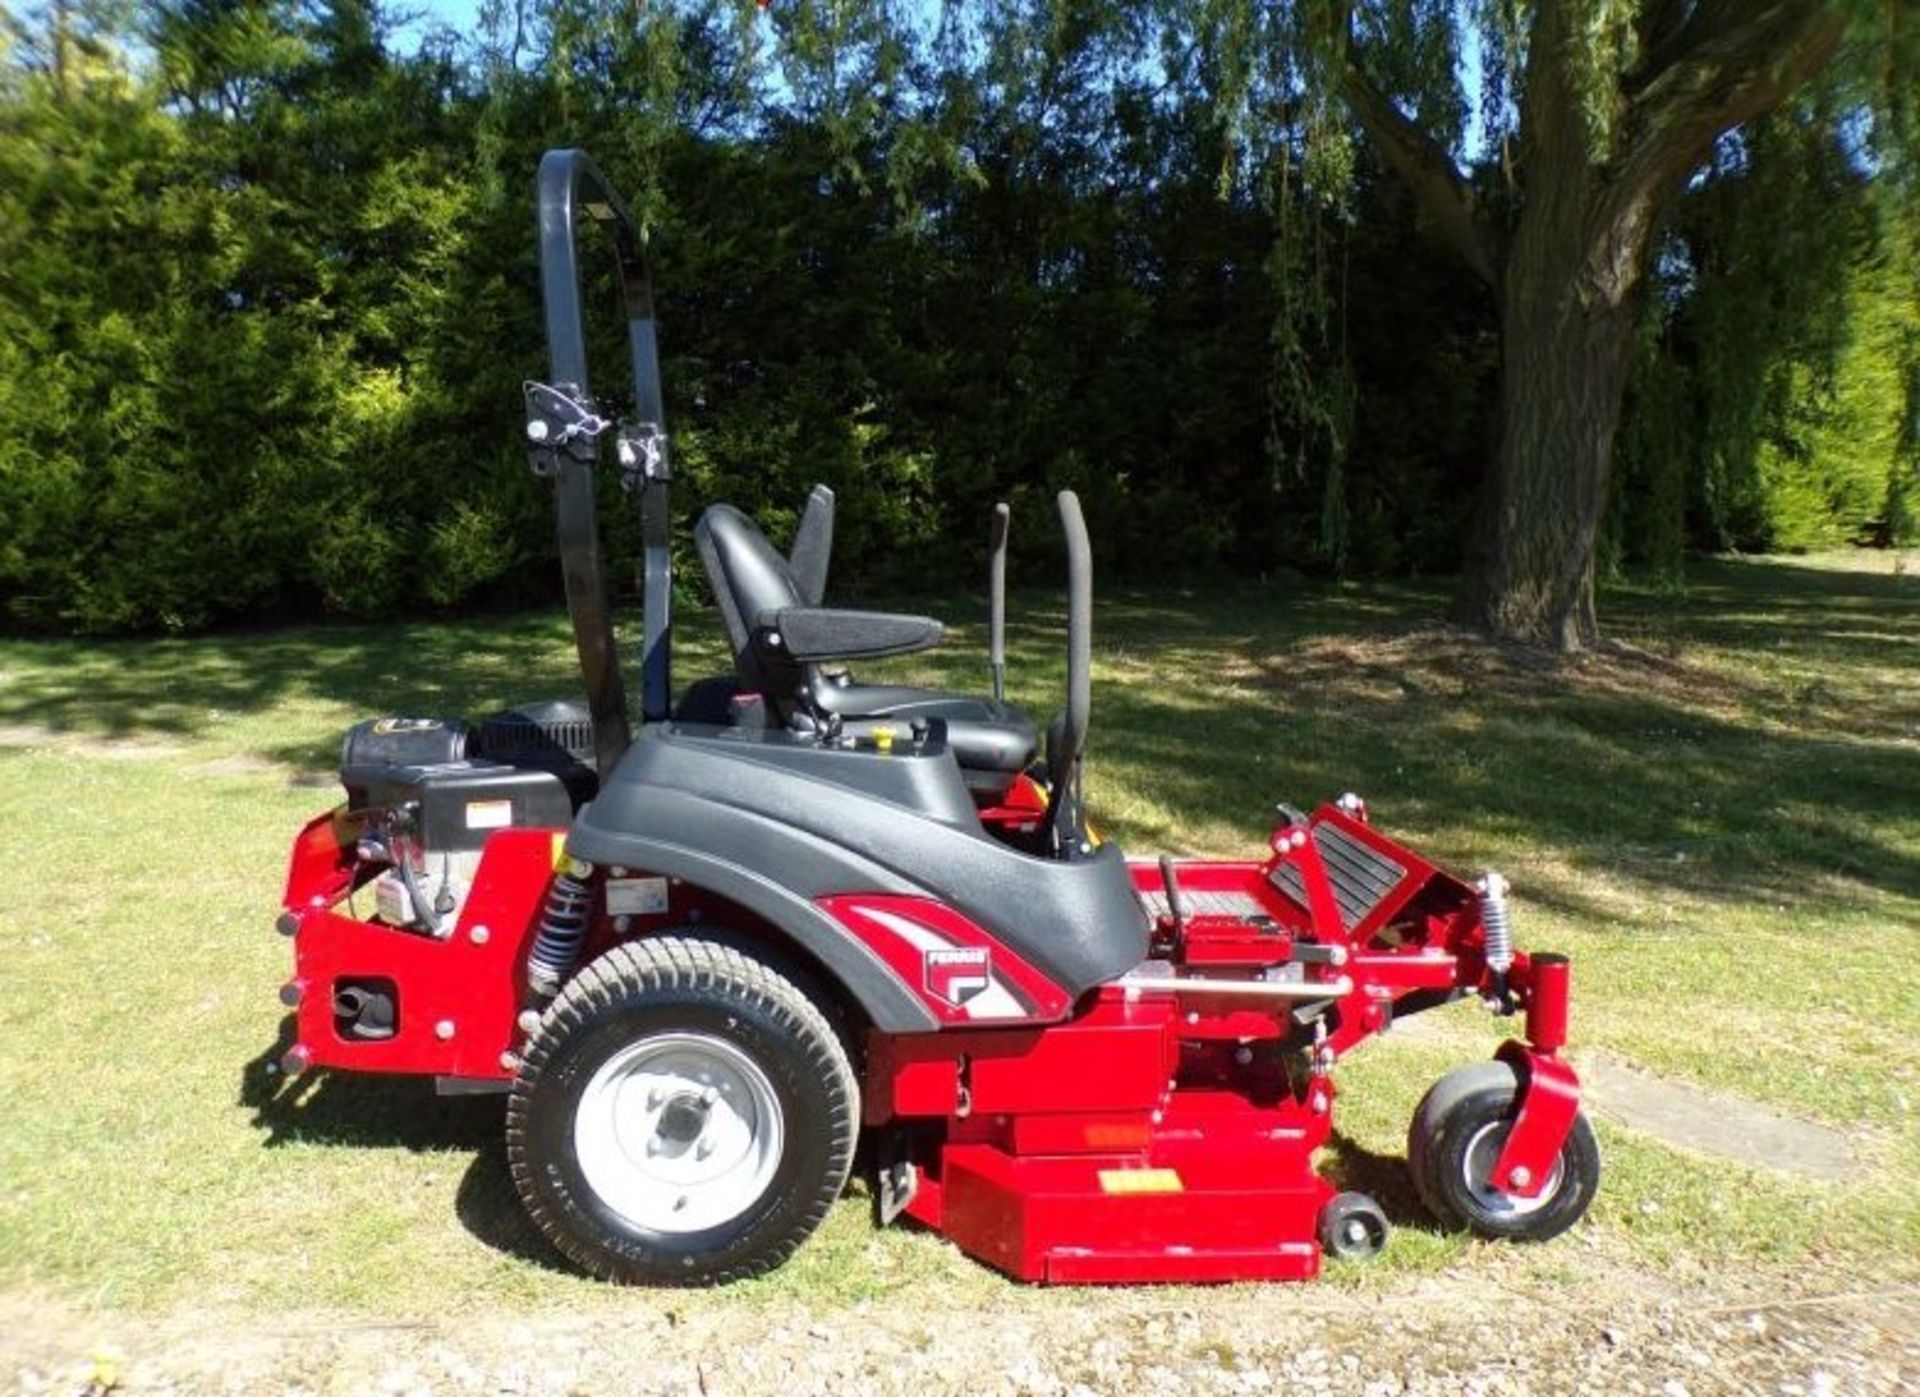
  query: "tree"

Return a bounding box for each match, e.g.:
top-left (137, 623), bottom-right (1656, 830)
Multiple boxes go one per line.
top-left (3, 0), bottom-right (1911, 635)
top-left (1657, 117), bottom-right (1920, 554)
top-left (1329, 0), bottom-right (1859, 648)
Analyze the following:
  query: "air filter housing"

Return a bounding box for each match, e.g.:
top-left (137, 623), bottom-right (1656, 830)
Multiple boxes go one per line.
top-left (476, 698), bottom-right (598, 803)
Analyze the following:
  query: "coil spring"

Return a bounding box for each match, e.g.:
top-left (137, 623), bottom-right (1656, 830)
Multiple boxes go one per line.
top-left (1478, 872), bottom-right (1513, 975)
top-left (527, 870), bottom-right (593, 997)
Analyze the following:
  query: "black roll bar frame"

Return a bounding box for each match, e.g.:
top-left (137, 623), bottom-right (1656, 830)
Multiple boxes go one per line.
top-left (526, 148), bottom-right (673, 778)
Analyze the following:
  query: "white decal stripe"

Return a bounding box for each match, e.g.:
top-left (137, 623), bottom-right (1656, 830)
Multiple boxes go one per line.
top-left (859, 906), bottom-right (1028, 1020)
top-left (860, 907), bottom-right (954, 953)
top-left (960, 981), bottom-right (1027, 1020)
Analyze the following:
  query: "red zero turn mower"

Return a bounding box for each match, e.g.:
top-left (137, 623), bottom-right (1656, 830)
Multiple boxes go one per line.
top-left (275, 151), bottom-right (1600, 1285)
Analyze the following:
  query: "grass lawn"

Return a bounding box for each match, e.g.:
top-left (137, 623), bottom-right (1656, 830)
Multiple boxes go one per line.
top-left (0, 549), bottom-right (1915, 1325)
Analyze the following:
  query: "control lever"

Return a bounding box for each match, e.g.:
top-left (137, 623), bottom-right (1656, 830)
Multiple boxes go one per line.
top-left (989, 502), bottom-right (1010, 704)
top-left (1159, 854), bottom-right (1190, 935)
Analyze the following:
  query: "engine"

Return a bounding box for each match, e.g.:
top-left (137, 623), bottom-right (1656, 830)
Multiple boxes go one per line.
top-left (338, 700), bottom-right (596, 937)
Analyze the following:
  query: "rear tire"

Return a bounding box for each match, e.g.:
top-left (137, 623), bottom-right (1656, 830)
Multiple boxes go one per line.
top-left (508, 936), bottom-right (859, 1285)
top-left (1407, 1061), bottom-right (1600, 1243)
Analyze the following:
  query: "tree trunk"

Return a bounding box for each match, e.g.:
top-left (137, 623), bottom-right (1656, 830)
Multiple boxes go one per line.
top-left (1419, 2), bottom-right (1847, 651)
top-left (1329, 0), bottom-right (1848, 648)
top-left (1461, 188), bottom-right (1651, 650)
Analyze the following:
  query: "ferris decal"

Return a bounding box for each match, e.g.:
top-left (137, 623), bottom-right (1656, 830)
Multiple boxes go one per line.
top-left (923, 946), bottom-right (992, 1009)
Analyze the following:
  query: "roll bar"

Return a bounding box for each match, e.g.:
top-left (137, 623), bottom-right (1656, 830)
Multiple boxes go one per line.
top-left (524, 148), bottom-right (673, 779)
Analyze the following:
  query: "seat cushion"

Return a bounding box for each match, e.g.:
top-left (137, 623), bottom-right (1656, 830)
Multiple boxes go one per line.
top-left (677, 675), bottom-right (1038, 792)
top-left (814, 682), bottom-right (1038, 777)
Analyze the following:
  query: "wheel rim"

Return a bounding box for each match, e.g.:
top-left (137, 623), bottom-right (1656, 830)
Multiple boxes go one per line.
top-left (573, 1032), bottom-right (785, 1235)
top-left (1334, 1211), bottom-right (1384, 1258)
top-left (1461, 1120), bottom-right (1565, 1219)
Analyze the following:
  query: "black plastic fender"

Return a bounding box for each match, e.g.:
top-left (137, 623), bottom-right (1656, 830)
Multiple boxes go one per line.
top-left (567, 802), bottom-right (939, 1033)
top-left (564, 725), bottom-right (1151, 1034)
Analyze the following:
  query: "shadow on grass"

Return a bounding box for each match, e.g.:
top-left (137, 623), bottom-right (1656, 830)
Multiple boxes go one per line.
top-left (0, 611), bottom-right (622, 770)
top-left (7, 555), bottom-right (1916, 915)
top-left (239, 1027), bottom-right (576, 1271)
top-left (1073, 564), bottom-right (1920, 915)
top-left (1319, 1131), bottom-right (1433, 1233)
top-left (240, 1031), bottom-right (500, 1153)
top-left (455, 1145), bottom-right (578, 1276)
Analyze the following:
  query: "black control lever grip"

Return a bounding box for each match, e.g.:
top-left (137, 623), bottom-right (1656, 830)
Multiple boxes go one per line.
top-left (1158, 854), bottom-right (1190, 931)
top-left (989, 502), bottom-right (1010, 703)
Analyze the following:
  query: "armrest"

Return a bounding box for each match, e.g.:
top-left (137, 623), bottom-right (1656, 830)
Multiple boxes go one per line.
top-left (764, 607), bottom-right (943, 662)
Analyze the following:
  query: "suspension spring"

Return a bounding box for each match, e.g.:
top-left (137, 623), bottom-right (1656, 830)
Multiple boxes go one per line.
top-left (1477, 871), bottom-right (1513, 976)
top-left (526, 865), bottom-right (595, 998)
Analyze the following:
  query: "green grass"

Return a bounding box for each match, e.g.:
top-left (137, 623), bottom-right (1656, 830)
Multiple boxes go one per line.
top-left (0, 550), bottom-right (1915, 1316)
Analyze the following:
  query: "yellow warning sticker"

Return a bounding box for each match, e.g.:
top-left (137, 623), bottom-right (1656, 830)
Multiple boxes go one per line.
top-left (1096, 1168), bottom-right (1184, 1195)
top-left (550, 833), bottom-right (569, 870)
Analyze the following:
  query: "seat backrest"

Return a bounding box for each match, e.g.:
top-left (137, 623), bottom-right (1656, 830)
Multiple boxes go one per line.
top-left (694, 504), bottom-right (810, 701)
top-left (790, 484), bottom-right (834, 607)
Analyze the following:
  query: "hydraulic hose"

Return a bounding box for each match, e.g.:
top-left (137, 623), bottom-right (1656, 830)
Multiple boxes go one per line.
top-left (396, 847), bottom-right (445, 938)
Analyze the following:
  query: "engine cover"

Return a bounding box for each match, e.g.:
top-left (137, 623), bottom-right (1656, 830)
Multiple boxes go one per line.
top-left (344, 759), bottom-right (574, 855)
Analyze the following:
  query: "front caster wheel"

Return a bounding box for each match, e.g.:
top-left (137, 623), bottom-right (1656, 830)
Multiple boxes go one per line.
top-left (1319, 1191), bottom-right (1390, 1262)
top-left (1408, 1061), bottom-right (1600, 1243)
top-left (508, 936), bottom-right (859, 1285)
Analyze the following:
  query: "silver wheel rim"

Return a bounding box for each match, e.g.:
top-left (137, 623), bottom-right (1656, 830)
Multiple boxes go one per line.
top-left (573, 1032), bottom-right (785, 1235)
top-left (1337, 1211), bottom-right (1381, 1255)
top-left (1462, 1120), bottom-right (1564, 1219)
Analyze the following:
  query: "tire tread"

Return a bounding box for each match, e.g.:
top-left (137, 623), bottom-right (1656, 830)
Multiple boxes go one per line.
top-left (506, 935), bottom-right (859, 1286)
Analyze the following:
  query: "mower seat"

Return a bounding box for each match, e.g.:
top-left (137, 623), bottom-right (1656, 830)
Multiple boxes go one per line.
top-left (811, 681), bottom-right (1036, 785)
top-left (692, 504), bottom-right (1039, 796)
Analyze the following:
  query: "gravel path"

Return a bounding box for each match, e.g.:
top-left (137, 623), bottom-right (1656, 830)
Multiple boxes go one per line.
top-left (7, 1262), bottom-right (1916, 1396)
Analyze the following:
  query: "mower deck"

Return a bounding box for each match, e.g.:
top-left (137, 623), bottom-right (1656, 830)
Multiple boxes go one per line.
top-left (889, 995), bottom-right (1335, 1283)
